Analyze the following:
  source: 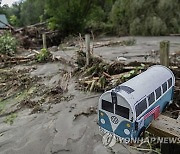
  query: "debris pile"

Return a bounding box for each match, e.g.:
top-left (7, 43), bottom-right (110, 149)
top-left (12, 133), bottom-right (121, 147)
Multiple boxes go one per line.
top-left (44, 72), bottom-right (74, 104)
top-left (0, 54), bottom-right (34, 68)
top-left (0, 67), bottom-right (73, 115)
top-left (3, 22), bottom-right (62, 49)
top-left (76, 50), bottom-right (147, 92)
top-left (15, 22), bottom-right (62, 49)
top-left (0, 49), bottom-right (75, 69)
top-left (170, 51), bottom-right (180, 66)
top-left (0, 68), bottom-right (39, 99)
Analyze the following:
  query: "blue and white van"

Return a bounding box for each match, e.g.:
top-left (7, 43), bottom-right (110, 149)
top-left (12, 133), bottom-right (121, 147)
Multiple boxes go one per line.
top-left (98, 65), bottom-right (175, 138)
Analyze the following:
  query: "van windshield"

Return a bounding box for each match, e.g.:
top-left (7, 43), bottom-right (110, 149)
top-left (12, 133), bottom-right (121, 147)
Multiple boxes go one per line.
top-left (115, 105), bottom-right (129, 119)
top-left (102, 99), bottom-right (129, 119)
top-left (102, 99), bottom-right (114, 113)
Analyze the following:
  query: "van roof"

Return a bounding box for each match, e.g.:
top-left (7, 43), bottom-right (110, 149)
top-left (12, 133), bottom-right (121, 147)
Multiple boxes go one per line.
top-left (111, 65), bottom-right (175, 106)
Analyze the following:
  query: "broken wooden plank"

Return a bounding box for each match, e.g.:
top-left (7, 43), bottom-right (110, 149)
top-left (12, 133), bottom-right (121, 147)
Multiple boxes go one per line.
top-left (103, 72), bottom-right (111, 78)
top-left (148, 114), bottom-right (180, 137)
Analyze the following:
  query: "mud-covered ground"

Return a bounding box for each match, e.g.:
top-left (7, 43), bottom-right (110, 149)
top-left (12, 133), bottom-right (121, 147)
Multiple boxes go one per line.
top-left (93, 36), bottom-right (180, 63)
top-left (0, 36), bottom-right (179, 154)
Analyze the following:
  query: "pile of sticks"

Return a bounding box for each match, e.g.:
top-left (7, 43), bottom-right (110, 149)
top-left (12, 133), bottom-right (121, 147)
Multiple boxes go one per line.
top-left (1, 21), bottom-right (61, 49)
top-left (0, 54), bottom-right (34, 65)
top-left (76, 50), bottom-right (147, 92)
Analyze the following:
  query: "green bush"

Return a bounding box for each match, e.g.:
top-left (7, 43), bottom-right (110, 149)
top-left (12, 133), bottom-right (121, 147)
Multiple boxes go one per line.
top-left (36, 48), bottom-right (51, 62)
top-left (144, 16), bottom-right (167, 35)
top-left (0, 32), bottom-right (17, 55)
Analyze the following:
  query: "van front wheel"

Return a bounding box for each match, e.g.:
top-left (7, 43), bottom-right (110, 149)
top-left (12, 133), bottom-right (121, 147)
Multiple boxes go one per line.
top-left (138, 127), bottom-right (146, 137)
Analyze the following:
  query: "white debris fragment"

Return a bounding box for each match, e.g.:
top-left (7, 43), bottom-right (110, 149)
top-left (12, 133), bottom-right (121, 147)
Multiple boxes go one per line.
top-left (117, 56), bottom-right (127, 61)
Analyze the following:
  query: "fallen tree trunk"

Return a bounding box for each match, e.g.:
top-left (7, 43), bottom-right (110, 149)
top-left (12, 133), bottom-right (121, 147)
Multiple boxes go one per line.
top-left (15, 22), bottom-right (47, 32)
top-left (0, 20), bottom-right (15, 31)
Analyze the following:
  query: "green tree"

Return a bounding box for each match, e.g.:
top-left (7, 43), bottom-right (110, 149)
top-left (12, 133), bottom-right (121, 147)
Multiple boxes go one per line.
top-left (110, 0), bottom-right (180, 35)
top-left (0, 4), bottom-right (10, 18)
top-left (110, 0), bottom-right (132, 35)
top-left (20, 0), bottom-right (46, 26)
top-left (46, 0), bottom-right (94, 34)
top-left (85, 0), bottom-right (115, 33)
top-left (8, 2), bottom-right (23, 26)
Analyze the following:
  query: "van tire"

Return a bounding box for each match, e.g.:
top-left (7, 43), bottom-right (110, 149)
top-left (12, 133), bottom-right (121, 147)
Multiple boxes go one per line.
top-left (138, 127), bottom-right (146, 137)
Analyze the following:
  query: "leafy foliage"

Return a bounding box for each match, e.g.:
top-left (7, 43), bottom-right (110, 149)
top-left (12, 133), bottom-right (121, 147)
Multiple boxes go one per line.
top-left (4, 113), bottom-right (17, 125)
top-left (110, 0), bottom-right (180, 35)
top-left (85, 1), bottom-right (114, 34)
top-left (0, 32), bottom-right (17, 55)
top-left (46, 0), bottom-right (94, 34)
top-left (20, 0), bottom-right (46, 26)
top-left (36, 48), bottom-right (51, 62)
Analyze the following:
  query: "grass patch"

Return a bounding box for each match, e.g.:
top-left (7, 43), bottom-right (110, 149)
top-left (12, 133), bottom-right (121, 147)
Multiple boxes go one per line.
top-left (4, 113), bottom-right (17, 125)
top-left (0, 99), bottom-right (12, 114)
top-left (15, 86), bottom-right (36, 101)
top-left (0, 86), bottom-right (37, 114)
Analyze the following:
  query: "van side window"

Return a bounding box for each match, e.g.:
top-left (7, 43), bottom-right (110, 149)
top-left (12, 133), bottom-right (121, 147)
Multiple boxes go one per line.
top-left (102, 99), bottom-right (114, 113)
top-left (148, 92), bottom-right (155, 106)
top-left (155, 87), bottom-right (161, 99)
top-left (115, 105), bottom-right (129, 119)
top-left (168, 78), bottom-right (172, 88)
top-left (162, 82), bottom-right (167, 93)
top-left (135, 99), bottom-right (147, 117)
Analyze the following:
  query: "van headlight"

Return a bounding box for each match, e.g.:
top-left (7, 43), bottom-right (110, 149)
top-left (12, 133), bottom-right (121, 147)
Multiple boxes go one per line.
top-left (124, 129), bottom-right (130, 135)
top-left (100, 118), bottom-right (105, 124)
